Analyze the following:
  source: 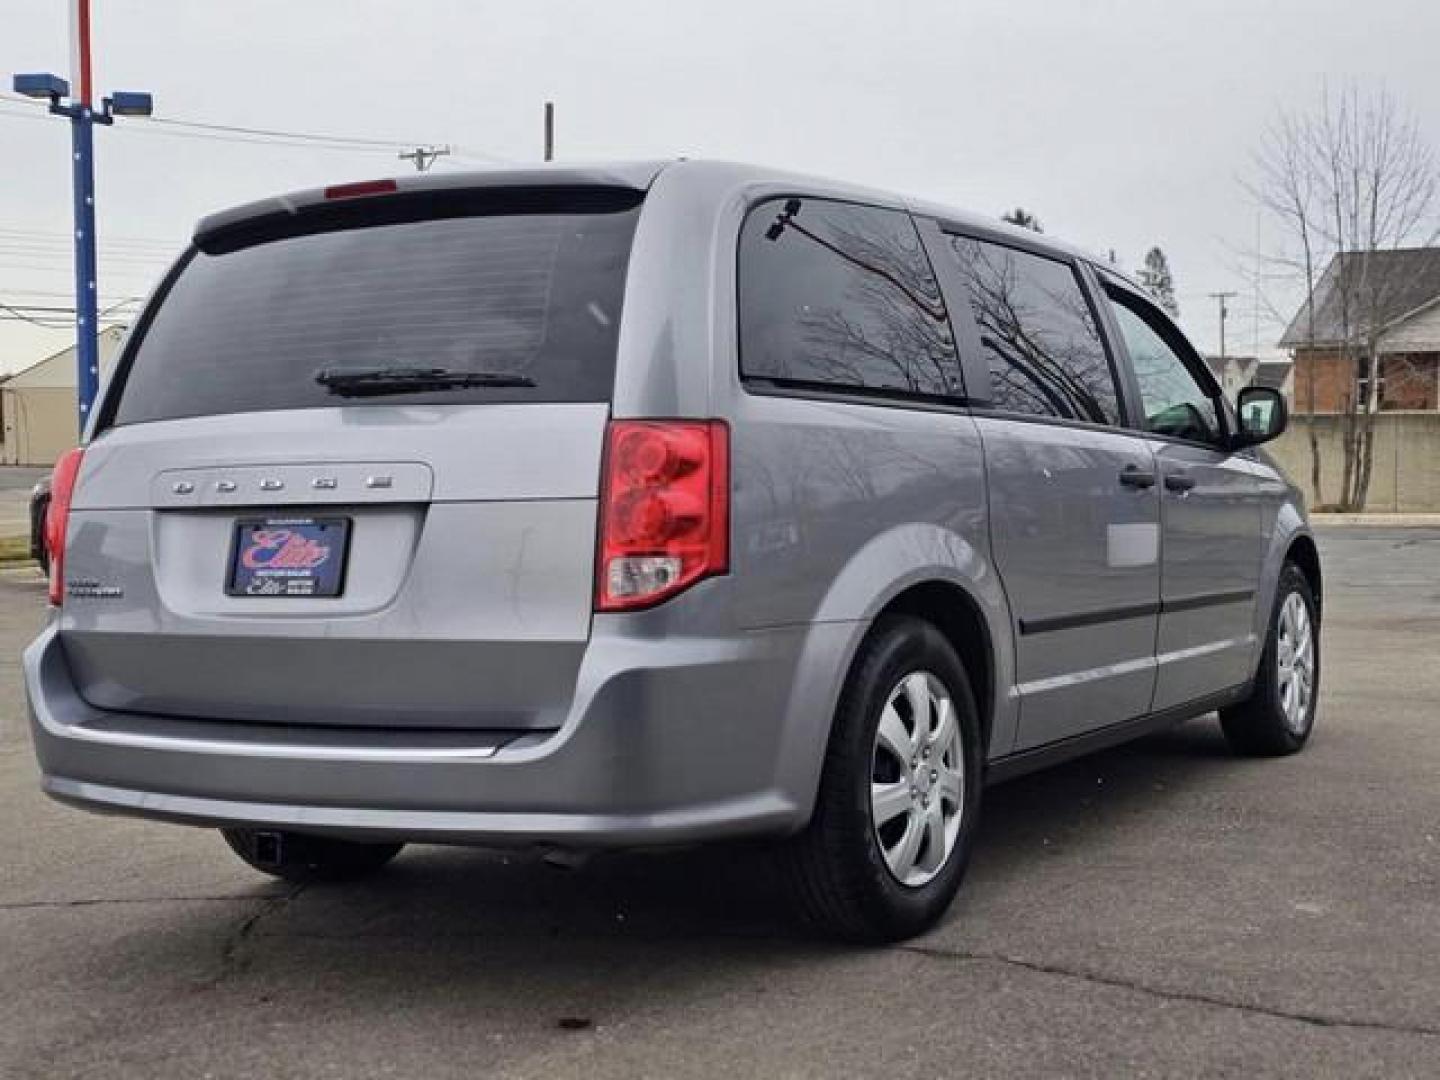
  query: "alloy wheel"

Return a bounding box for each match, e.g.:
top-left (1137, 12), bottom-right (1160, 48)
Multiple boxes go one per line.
top-left (1276, 592), bottom-right (1315, 735)
top-left (869, 671), bottom-right (965, 887)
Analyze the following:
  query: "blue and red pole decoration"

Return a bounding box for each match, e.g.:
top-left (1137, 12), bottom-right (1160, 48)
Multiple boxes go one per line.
top-left (12, 0), bottom-right (153, 435)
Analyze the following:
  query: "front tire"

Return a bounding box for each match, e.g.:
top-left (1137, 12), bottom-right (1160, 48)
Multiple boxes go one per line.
top-left (222, 828), bottom-right (404, 884)
top-left (1220, 562), bottom-right (1319, 756)
top-left (784, 616), bottom-right (983, 942)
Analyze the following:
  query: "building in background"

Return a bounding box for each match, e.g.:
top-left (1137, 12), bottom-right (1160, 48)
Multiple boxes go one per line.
top-left (1279, 249), bottom-right (1440, 413)
top-left (1204, 354), bottom-right (1258, 397)
top-left (1251, 359), bottom-right (1294, 403)
top-left (0, 326), bottom-right (125, 466)
top-left (1203, 355), bottom-right (1295, 406)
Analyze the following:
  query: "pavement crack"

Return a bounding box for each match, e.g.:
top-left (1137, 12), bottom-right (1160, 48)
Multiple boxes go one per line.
top-left (902, 944), bottom-right (1440, 1039)
top-left (0, 893), bottom-right (285, 911)
top-left (215, 883), bottom-right (305, 982)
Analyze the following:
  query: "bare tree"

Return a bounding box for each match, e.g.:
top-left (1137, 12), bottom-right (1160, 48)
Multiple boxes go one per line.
top-left (1250, 110), bottom-right (1327, 503)
top-left (1250, 85), bottom-right (1438, 511)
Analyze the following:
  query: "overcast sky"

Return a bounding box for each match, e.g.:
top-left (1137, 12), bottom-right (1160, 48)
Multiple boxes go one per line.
top-left (3, 0), bottom-right (1439, 374)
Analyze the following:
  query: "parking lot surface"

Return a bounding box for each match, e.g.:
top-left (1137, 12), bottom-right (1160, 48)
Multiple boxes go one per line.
top-left (1, 528), bottom-right (1436, 1078)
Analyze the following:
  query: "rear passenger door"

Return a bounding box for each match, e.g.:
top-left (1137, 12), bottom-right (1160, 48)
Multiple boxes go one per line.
top-left (936, 230), bottom-right (1162, 751)
top-left (1098, 283), bottom-right (1267, 710)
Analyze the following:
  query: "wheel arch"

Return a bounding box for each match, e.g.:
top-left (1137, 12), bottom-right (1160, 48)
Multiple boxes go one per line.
top-left (875, 580), bottom-right (997, 757)
top-left (1285, 532), bottom-right (1323, 621)
top-left (774, 523), bottom-right (1016, 830)
top-left (812, 522), bottom-right (1015, 760)
top-left (1248, 506), bottom-right (1322, 684)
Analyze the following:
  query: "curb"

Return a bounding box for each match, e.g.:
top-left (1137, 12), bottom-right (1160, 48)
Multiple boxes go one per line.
top-left (1311, 514), bottom-right (1440, 527)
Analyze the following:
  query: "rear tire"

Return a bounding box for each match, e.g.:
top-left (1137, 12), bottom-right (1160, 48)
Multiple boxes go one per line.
top-left (222, 828), bottom-right (403, 884)
top-left (1220, 562), bottom-right (1319, 757)
top-left (784, 615), bottom-right (983, 943)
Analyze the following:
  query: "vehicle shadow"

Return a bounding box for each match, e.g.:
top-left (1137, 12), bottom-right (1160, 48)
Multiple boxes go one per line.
top-left (969, 714), bottom-right (1239, 887)
top-left (253, 718), bottom-right (1238, 944)
top-left (69, 718), bottom-right (1248, 1038)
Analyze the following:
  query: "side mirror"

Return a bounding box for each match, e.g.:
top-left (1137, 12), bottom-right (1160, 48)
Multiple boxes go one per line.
top-left (1233, 386), bottom-right (1287, 448)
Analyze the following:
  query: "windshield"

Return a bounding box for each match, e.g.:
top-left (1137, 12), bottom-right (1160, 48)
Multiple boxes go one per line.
top-left (106, 188), bottom-right (642, 425)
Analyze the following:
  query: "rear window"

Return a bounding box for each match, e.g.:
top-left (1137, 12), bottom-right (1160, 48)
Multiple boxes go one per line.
top-left (107, 188), bottom-right (642, 425)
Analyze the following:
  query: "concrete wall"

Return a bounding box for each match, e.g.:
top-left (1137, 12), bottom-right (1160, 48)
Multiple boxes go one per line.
top-left (1269, 412), bottom-right (1440, 512)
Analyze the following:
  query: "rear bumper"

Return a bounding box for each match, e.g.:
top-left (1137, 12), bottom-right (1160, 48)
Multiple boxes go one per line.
top-left (25, 616), bottom-right (857, 847)
top-left (41, 776), bottom-right (791, 846)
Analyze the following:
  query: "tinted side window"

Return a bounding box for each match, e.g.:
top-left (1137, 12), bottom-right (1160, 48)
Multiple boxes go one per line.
top-left (738, 198), bottom-right (960, 398)
top-left (1106, 292), bottom-right (1220, 443)
top-left (948, 238), bottom-right (1121, 425)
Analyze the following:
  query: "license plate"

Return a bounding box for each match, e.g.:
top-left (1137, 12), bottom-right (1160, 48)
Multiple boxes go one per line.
top-left (226, 517), bottom-right (351, 598)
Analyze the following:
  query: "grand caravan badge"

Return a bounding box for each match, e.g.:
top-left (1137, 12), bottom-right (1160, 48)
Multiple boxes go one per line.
top-left (65, 579), bottom-right (123, 599)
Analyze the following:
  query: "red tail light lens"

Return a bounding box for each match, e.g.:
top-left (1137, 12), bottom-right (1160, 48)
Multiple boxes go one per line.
top-left (45, 446), bottom-right (85, 606)
top-left (323, 178), bottom-right (398, 200)
top-left (597, 420), bottom-right (729, 611)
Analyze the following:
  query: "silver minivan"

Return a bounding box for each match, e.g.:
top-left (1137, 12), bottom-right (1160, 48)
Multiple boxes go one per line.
top-left (25, 161), bottom-right (1320, 941)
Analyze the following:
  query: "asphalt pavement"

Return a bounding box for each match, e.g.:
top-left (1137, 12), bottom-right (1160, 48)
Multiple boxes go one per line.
top-left (1, 528), bottom-right (1436, 1078)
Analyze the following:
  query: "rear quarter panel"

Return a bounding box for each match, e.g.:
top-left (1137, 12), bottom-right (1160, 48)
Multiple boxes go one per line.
top-left (617, 165), bottom-right (1018, 774)
top-left (1252, 464), bottom-right (1317, 671)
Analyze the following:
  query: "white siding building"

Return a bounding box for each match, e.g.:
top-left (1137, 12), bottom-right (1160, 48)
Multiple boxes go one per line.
top-left (0, 327), bottom-right (125, 466)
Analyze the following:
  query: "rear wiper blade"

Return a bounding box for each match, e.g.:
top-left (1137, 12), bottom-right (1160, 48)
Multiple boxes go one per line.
top-left (315, 365), bottom-right (535, 397)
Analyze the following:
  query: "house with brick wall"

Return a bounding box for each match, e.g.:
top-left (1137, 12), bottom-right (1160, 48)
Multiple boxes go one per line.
top-left (1280, 248), bottom-right (1440, 413)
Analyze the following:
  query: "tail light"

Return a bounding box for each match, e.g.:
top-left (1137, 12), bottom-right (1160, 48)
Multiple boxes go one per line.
top-left (45, 447), bottom-right (85, 606)
top-left (323, 178), bottom-right (398, 200)
top-left (596, 420), bottom-right (729, 611)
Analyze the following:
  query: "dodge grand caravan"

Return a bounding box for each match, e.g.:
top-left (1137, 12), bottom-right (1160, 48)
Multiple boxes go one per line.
top-left (25, 161), bottom-right (1320, 941)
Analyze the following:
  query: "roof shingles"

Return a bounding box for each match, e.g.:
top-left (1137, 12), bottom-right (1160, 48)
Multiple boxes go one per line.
top-left (1279, 248), bottom-right (1440, 348)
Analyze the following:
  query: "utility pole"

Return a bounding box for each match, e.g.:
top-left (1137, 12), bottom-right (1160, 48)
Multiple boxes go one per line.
top-left (544, 101), bottom-right (554, 162)
top-left (12, 0), bottom-right (153, 435)
top-left (1208, 291), bottom-right (1237, 358)
top-left (398, 145), bottom-right (450, 172)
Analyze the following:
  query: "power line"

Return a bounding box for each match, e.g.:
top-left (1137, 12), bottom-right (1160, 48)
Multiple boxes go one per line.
top-left (0, 302), bottom-right (124, 329)
top-left (147, 113), bottom-right (432, 149)
top-left (1, 301), bottom-right (136, 314)
top-left (0, 245), bottom-right (172, 263)
top-left (0, 297), bottom-right (136, 327)
top-left (0, 106), bottom-right (396, 154)
top-left (0, 226), bottom-right (178, 249)
top-left (0, 261), bottom-right (165, 277)
top-left (0, 287), bottom-right (140, 302)
top-left (1, 91), bottom-right (406, 147)
top-left (0, 243), bottom-right (172, 261)
top-left (0, 92), bottom-right (507, 160)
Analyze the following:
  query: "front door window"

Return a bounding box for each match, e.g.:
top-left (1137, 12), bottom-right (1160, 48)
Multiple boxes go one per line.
top-left (1106, 294), bottom-right (1221, 443)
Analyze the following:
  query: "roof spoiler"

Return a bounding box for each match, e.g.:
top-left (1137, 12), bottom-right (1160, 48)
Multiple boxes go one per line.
top-left (192, 161), bottom-right (670, 249)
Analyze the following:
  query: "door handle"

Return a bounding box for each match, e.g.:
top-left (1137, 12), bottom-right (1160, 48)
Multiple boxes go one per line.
top-left (1164, 472), bottom-right (1196, 493)
top-left (1119, 464), bottom-right (1157, 489)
